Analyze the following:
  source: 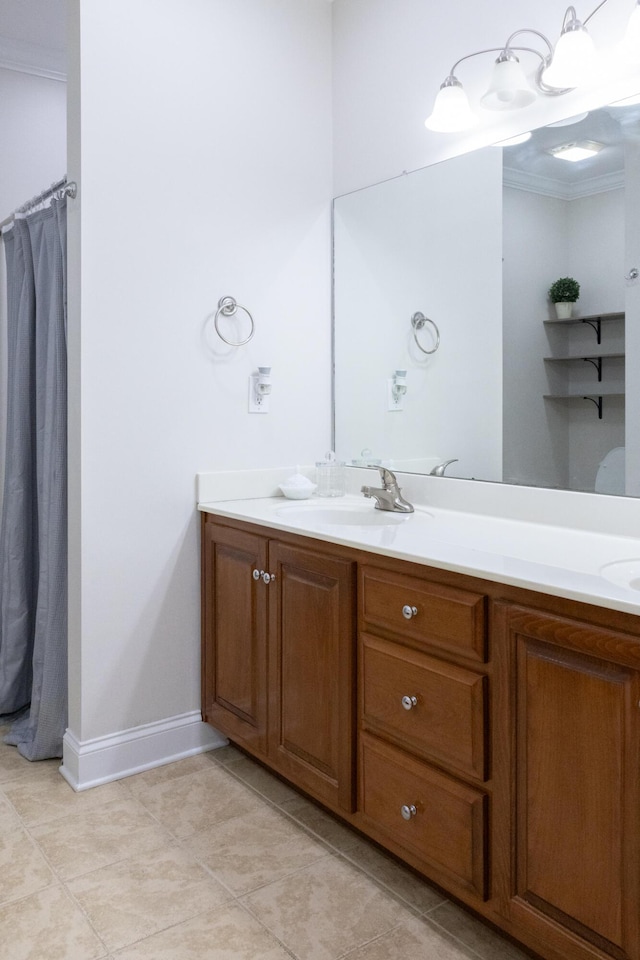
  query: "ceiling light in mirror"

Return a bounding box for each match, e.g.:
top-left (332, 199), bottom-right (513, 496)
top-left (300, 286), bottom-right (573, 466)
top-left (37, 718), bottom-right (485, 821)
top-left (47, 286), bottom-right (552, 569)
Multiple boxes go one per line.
top-left (547, 138), bottom-right (604, 160)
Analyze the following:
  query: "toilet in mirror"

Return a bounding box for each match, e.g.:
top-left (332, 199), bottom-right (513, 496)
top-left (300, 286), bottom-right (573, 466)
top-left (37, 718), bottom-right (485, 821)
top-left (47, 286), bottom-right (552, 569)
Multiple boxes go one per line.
top-left (332, 94), bottom-right (640, 497)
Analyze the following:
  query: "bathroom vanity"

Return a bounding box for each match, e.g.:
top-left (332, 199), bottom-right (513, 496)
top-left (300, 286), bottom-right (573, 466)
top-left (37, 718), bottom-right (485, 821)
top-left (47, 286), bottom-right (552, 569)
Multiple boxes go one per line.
top-left (200, 488), bottom-right (640, 960)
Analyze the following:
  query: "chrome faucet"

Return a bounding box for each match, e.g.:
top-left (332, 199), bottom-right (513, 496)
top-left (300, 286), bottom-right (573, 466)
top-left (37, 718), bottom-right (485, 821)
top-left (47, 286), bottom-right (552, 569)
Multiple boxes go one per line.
top-left (361, 466), bottom-right (414, 513)
top-left (430, 458), bottom-right (458, 477)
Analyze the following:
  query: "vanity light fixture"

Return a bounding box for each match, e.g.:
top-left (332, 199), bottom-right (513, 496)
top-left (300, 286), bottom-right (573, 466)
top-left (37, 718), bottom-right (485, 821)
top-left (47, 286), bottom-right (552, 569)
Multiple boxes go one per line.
top-left (425, 0), bottom-right (629, 133)
top-left (547, 138), bottom-right (604, 159)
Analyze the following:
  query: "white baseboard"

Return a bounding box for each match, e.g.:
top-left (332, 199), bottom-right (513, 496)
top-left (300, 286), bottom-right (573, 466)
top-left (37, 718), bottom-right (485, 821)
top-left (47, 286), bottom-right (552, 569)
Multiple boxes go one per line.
top-left (60, 711), bottom-right (227, 791)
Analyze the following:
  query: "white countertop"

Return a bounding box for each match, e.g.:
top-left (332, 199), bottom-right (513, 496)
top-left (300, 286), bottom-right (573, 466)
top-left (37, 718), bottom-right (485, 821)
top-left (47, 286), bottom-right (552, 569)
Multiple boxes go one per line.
top-left (198, 494), bottom-right (640, 617)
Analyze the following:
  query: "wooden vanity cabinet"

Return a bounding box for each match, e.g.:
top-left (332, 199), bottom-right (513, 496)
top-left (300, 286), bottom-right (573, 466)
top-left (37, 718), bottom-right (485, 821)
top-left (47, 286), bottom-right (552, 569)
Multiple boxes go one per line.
top-left (494, 603), bottom-right (640, 960)
top-left (201, 514), bottom-right (356, 813)
top-left (202, 512), bottom-right (640, 960)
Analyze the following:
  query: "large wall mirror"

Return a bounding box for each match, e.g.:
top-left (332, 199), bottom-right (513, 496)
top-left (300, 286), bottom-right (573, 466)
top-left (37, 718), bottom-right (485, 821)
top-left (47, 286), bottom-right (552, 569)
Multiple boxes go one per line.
top-left (333, 94), bottom-right (640, 497)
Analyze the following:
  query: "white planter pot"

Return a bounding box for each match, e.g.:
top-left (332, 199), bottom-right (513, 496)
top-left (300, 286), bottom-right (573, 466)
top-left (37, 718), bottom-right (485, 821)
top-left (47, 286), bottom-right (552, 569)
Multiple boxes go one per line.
top-left (555, 301), bottom-right (573, 320)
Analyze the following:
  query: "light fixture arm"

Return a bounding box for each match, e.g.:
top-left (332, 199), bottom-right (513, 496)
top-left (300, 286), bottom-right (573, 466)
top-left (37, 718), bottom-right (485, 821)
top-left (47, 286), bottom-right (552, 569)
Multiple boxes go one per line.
top-left (447, 36), bottom-right (569, 96)
top-left (583, 0), bottom-right (610, 26)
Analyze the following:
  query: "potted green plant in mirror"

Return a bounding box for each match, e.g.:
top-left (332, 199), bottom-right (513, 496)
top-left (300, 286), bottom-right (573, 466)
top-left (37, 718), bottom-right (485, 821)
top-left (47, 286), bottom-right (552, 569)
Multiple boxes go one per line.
top-left (549, 277), bottom-right (580, 320)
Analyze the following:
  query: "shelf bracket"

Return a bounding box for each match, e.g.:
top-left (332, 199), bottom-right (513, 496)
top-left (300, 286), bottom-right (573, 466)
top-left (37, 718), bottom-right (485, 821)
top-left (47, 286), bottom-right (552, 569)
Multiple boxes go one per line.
top-left (580, 317), bottom-right (602, 344)
top-left (583, 357), bottom-right (603, 381)
top-left (582, 396), bottom-right (603, 419)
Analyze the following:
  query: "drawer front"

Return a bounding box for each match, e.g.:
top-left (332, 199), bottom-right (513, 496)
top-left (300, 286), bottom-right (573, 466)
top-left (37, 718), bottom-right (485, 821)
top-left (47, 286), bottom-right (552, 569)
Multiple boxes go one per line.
top-left (360, 566), bottom-right (487, 661)
top-left (360, 733), bottom-right (487, 900)
top-left (361, 634), bottom-right (487, 780)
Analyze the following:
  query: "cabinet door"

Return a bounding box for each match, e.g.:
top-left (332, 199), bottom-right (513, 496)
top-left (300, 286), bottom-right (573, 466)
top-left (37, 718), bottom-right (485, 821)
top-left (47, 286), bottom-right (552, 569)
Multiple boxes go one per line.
top-left (201, 519), bottom-right (268, 755)
top-left (268, 541), bottom-right (356, 812)
top-left (499, 606), bottom-right (640, 960)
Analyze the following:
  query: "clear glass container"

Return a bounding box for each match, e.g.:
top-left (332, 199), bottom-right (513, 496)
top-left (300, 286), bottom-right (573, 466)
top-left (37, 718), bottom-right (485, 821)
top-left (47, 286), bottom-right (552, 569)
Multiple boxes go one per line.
top-left (316, 451), bottom-right (345, 497)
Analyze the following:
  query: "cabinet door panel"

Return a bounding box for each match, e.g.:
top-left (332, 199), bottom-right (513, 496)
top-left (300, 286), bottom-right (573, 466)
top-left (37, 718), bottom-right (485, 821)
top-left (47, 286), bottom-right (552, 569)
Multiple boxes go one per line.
top-left (202, 520), bottom-right (268, 754)
top-left (503, 606), bottom-right (640, 960)
top-left (268, 542), bottom-right (356, 812)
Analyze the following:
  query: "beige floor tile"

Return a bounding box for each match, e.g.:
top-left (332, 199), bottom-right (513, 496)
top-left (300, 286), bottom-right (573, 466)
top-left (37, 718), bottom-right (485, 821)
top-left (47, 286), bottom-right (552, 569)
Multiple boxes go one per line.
top-left (1, 765), bottom-right (127, 826)
top-left (30, 797), bottom-right (171, 880)
top-left (208, 744), bottom-right (245, 766)
top-left (133, 764), bottom-right (266, 839)
top-left (111, 901), bottom-right (293, 960)
top-left (184, 804), bottom-right (330, 896)
top-left (430, 902), bottom-right (531, 960)
top-left (280, 794), bottom-right (367, 852)
top-left (224, 755), bottom-right (299, 804)
top-left (67, 842), bottom-right (232, 952)
top-left (341, 913), bottom-right (480, 960)
top-left (0, 743), bottom-right (60, 786)
top-left (243, 854), bottom-right (416, 960)
top-left (0, 793), bottom-right (21, 832)
top-left (122, 754), bottom-right (217, 797)
top-left (0, 826), bottom-right (55, 906)
top-left (0, 883), bottom-right (107, 960)
top-left (343, 841), bottom-right (448, 914)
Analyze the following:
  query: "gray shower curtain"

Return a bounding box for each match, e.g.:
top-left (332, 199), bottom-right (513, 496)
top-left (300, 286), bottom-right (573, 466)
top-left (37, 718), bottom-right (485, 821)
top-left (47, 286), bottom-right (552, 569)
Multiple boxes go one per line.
top-left (0, 198), bottom-right (68, 760)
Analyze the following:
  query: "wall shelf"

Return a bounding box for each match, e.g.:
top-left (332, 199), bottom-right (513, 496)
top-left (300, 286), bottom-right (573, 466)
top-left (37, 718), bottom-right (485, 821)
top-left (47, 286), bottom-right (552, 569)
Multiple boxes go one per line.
top-left (543, 311), bottom-right (624, 416)
top-left (543, 392), bottom-right (624, 419)
top-left (543, 311), bottom-right (624, 345)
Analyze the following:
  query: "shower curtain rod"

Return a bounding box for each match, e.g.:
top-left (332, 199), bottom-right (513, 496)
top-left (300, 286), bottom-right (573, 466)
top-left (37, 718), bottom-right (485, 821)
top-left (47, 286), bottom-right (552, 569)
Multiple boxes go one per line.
top-left (0, 177), bottom-right (77, 232)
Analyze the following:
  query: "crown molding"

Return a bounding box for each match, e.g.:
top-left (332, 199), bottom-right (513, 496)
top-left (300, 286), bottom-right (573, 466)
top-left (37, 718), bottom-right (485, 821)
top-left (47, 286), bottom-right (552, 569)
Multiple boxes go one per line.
top-left (0, 35), bottom-right (66, 82)
top-left (503, 165), bottom-right (624, 200)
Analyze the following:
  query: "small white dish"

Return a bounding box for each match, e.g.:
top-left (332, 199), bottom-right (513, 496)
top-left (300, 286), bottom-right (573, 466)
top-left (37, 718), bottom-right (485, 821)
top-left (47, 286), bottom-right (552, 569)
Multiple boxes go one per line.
top-left (279, 471), bottom-right (317, 500)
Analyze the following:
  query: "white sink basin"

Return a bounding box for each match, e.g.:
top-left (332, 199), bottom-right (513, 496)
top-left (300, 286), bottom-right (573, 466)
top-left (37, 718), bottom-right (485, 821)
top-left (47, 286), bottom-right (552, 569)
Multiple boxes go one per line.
top-left (276, 502), bottom-right (430, 527)
top-left (599, 559), bottom-right (640, 592)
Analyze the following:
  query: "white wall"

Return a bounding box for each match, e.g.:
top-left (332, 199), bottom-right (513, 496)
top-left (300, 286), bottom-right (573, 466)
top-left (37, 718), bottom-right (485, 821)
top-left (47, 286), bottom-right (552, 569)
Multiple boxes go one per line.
top-left (0, 66), bottom-right (67, 215)
top-left (67, 0), bottom-right (332, 751)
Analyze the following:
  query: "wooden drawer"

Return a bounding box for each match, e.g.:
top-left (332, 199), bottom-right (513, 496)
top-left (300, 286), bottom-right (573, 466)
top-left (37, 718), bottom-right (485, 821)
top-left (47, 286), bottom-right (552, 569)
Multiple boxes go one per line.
top-left (361, 634), bottom-right (487, 780)
top-left (360, 565), bottom-right (487, 662)
top-left (359, 733), bottom-right (487, 899)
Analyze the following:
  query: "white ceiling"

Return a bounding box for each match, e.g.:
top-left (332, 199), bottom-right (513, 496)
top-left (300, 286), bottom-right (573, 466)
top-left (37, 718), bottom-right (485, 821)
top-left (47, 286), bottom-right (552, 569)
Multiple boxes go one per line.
top-left (0, 0), bottom-right (67, 79)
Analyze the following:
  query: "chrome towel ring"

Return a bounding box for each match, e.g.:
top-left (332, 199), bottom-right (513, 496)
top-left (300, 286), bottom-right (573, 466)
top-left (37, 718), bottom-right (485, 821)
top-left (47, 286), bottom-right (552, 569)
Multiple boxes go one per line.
top-left (411, 312), bottom-right (440, 355)
top-left (214, 296), bottom-right (255, 346)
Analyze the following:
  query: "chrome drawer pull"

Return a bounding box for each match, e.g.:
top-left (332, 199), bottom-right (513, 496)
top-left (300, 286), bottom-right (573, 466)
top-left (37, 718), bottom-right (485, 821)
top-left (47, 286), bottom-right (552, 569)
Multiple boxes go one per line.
top-left (262, 572), bottom-right (276, 584)
top-left (402, 604), bottom-right (418, 620)
top-left (252, 569), bottom-right (263, 581)
top-left (401, 804), bottom-right (417, 821)
top-left (401, 695), bottom-right (418, 711)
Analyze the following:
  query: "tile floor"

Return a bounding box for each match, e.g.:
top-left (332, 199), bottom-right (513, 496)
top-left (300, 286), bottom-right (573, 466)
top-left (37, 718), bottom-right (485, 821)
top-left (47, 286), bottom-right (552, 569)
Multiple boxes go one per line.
top-left (0, 730), bottom-right (530, 960)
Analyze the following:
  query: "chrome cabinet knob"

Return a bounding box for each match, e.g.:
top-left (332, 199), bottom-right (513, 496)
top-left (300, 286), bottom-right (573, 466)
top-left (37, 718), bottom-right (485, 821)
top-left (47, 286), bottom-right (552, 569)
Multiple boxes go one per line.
top-left (262, 572), bottom-right (276, 584)
top-left (252, 569), bottom-right (262, 581)
top-left (402, 604), bottom-right (418, 620)
top-left (401, 695), bottom-right (418, 710)
top-left (401, 804), bottom-right (417, 821)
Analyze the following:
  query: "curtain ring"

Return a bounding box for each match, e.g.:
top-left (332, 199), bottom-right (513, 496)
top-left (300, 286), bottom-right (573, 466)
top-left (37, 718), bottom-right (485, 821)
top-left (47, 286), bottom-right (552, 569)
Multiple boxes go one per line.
top-left (411, 312), bottom-right (440, 355)
top-left (214, 296), bottom-right (255, 346)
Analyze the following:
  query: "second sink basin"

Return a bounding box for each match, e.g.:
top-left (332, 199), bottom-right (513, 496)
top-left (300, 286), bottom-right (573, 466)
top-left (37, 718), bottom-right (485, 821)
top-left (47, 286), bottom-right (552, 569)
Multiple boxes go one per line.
top-left (599, 559), bottom-right (640, 592)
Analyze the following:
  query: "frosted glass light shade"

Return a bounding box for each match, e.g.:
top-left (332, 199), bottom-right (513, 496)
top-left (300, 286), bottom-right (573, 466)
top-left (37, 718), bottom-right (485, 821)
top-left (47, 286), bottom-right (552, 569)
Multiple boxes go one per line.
top-left (425, 81), bottom-right (477, 132)
top-left (481, 57), bottom-right (537, 110)
top-left (542, 25), bottom-right (596, 89)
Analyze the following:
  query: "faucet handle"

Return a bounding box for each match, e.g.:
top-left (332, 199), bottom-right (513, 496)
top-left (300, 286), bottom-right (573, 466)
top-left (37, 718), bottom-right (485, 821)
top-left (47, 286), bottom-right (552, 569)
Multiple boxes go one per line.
top-left (377, 466), bottom-right (398, 489)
